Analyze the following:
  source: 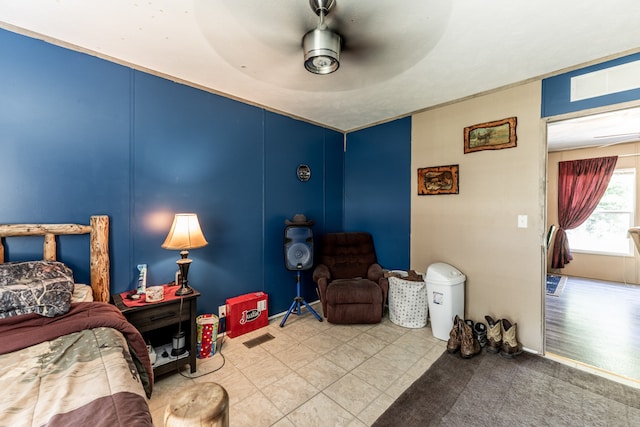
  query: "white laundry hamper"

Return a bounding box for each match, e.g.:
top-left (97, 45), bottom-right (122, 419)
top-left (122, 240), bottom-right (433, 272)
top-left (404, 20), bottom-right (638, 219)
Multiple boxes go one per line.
top-left (388, 271), bottom-right (428, 328)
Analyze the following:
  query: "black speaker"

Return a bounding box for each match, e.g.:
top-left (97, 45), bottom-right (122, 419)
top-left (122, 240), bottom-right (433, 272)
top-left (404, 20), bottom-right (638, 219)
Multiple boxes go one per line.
top-left (284, 226), bottom-right (313, 271)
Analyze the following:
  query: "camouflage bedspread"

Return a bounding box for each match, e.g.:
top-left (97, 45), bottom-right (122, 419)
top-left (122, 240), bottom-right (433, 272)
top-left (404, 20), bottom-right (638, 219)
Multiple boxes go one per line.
top-left (0, 303), bottom-right (153, 427)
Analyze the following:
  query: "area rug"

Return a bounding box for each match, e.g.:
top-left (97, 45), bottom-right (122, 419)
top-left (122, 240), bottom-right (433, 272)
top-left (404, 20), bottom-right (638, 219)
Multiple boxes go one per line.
top-left (373, 350), bottom-right (640, 426)
top-left (546, 274), bottom-right (567, 296)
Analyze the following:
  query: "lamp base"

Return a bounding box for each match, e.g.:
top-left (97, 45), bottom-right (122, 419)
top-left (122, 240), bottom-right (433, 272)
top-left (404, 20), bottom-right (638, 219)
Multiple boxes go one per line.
top-left (175, 285), bottom-right (194, 296)
top-left (171, 331), bottom-right (186, 356)
top-left (171, 347), bottom-right (187, 356)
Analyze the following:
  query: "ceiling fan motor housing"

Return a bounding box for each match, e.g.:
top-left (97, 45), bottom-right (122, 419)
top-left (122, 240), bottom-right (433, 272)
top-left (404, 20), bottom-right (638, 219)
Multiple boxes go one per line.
top-left (303, 28), bottom-right (341, 74)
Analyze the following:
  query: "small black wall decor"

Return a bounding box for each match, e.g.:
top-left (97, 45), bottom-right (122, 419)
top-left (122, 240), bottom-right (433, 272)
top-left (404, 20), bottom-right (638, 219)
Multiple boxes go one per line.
top-left (417, 164), bottom-right (459, 195)
top-left (297, 164), bottom-right (311, 181)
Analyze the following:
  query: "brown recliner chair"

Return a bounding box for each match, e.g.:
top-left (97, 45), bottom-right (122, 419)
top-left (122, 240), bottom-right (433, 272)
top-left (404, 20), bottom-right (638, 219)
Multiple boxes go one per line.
top-left (313, 232), bottom-right (388, 324)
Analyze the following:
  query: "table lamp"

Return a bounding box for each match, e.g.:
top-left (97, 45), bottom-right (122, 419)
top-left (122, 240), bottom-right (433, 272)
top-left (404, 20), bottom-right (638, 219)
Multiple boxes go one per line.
top-left (162, 213), bottom-right (208, 296)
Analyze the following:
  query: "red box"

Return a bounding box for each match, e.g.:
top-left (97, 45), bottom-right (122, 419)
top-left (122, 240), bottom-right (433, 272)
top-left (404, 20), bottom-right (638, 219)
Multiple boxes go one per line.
top-left (225, 292), bottom-right (268, 338)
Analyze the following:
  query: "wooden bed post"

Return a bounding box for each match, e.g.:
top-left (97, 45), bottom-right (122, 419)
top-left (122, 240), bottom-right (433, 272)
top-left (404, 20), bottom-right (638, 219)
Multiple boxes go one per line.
top-left (90, 216), bottom-right (110, 303)
top-left (0, 216), bottom-right (110, 301)
top-left (43, 234), bottom-right (57, 261)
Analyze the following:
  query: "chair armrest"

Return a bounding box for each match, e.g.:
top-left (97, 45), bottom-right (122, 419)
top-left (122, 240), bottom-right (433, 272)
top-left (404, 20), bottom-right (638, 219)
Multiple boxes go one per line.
top-left (367, 263), bottom-right (384, 282)
top-left (313, 264), bottom-right (331, 282)
top-left (313, 264), bottom-right (331, 319)
top-left (368, 263), bottom-right (389, 316)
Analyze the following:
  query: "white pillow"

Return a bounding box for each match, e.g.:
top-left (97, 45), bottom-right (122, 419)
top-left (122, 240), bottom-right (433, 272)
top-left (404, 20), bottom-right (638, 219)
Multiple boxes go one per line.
top-left (72, 284), bottom-right (94, 303)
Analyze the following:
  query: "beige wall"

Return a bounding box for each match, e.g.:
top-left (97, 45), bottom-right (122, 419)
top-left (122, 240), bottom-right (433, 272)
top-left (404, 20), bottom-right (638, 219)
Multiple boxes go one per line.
top-left (411, 82), bottom-right (546, 353)
top-left (547, 141), bottom-right (640, 284)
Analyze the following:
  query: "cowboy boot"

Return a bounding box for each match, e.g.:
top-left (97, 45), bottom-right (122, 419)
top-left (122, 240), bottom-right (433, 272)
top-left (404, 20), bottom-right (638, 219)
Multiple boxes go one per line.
top-left (446, 315), bottom-right (461, 353)
top-left (500, 318), bottom-right (523, 358)
top-left (474, 322), bottom-right (488, 347)
top-left (459, 318), bottom-right (481, 358)
top-left (485, 315), bottom-right (502, 354)
top-left (465, 319), bottom-right (487, 347)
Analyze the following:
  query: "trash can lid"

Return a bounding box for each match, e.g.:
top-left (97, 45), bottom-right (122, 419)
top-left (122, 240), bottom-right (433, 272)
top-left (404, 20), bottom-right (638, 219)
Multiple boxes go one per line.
top-left (426, 262), bottom-right (465, 285)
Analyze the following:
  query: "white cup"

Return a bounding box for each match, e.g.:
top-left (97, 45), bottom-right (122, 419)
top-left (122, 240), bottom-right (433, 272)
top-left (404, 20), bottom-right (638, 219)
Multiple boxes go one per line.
top-left (146, 285), bottom-right (164, 302)
top-left (147, 345), bottom-right (157, 365)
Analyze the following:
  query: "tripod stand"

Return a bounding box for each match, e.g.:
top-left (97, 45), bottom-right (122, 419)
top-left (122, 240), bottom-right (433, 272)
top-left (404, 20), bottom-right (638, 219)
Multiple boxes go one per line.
top-left (280, 270), bottom-right (323, 327)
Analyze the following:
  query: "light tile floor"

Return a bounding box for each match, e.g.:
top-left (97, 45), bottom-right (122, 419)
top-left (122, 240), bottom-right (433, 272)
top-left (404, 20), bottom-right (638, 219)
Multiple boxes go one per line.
top-left (149, 307), bottom-right (447, 426)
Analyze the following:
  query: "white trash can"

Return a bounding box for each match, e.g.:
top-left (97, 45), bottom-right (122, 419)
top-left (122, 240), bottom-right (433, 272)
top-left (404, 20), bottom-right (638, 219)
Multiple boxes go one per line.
top-left (425, 262), bottom-right (466, 341)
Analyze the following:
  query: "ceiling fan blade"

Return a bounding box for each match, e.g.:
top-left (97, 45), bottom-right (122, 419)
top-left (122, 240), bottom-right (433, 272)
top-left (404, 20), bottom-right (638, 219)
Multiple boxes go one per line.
top-left (194, 0), bottom-right (453, 92)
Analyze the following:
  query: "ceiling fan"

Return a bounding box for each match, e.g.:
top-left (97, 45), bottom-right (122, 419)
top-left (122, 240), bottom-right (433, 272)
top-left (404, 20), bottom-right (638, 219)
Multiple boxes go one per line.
top-left (302, 0), bottom-right (342, 74)
top-left (296, 0), bottom-right (453, 81)
top-left (195, 1), bottom-right (451, 91)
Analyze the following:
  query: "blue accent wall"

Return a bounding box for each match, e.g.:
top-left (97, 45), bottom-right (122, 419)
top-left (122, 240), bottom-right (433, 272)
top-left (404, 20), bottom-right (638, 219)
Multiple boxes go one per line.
top-left (0, 27), bottom-right (412, 320)
top-left (0, 28), bottom-right (347, 317)
top-left (0, 28), bottom-right (132, 285)
top-left (542, 52), bottom-right (640, 117)
top-left (262, 112), bottom-right (344, 308)
top-left (131, 72), bottom-right (269, 315)
top-left (344, 118), bottom-right (412, 270)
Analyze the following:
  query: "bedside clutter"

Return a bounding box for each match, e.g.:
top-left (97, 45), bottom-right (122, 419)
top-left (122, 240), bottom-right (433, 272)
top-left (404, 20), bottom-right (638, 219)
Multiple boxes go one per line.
top-left (196, 314), bottom-right (219, 359)
top-left (225, 292), bottom-right (268, 338)
top-left (145, 285), bottom-right (164, 302)
top-left (112, 285), bottom-right (200, 377)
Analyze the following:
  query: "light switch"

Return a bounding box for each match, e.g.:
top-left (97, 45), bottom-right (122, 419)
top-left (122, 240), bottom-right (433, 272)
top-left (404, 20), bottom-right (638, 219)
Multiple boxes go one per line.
top-left (517, 215), bottom-right (528, 228)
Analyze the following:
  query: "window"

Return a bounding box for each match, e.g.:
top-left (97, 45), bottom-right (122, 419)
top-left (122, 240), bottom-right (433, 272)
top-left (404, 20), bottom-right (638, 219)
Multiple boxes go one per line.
top-left (566, 168), bottom-right (636, 256)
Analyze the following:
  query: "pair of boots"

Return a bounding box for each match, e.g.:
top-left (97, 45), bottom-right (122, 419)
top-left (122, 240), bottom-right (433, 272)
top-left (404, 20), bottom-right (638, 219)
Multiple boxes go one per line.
top-left (485, 315), bottom-right (523, 358)
top-left (446, 315), bottom-right (481, 358)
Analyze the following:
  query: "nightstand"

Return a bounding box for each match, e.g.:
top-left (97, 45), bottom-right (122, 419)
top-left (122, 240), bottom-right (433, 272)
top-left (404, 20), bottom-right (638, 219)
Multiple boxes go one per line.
top-left (112, 288), bottom-right (200, 378)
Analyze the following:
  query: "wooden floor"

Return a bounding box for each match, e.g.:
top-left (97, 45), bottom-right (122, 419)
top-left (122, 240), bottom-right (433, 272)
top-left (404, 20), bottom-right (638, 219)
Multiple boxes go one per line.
top-left (545, 275), bottom-right (640, 381)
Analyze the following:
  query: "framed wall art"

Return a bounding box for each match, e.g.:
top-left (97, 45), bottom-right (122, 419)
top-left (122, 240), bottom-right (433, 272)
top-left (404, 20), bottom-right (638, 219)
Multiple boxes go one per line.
top-left (464, 117), bottom-right (517, 153)
top-left (296, 164), bottom-right (311, 182)
top-left (417, 164), bottom-right (459, 195)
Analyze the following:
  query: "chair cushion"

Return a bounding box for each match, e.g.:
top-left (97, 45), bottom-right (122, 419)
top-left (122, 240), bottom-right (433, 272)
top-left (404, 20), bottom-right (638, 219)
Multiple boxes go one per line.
top-left (319, 233), bottom-right (378, 279)
top-left (325, 279), bottom-right (383, 305)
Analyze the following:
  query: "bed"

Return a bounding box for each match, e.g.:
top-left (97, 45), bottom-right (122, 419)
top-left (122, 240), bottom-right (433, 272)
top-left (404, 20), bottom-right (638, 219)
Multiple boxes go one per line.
top-left (0, 216), bottom-right (153, 427)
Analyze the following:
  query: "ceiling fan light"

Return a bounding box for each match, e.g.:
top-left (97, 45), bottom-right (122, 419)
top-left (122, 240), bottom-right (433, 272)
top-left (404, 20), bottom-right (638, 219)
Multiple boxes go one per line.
top-left (303, 28), bottom-right (341, 75)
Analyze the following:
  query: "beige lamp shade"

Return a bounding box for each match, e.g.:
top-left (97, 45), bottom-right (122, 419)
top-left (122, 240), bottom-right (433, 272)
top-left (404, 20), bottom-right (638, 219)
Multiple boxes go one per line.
top-left (162, 213), bottom-right (208, 250)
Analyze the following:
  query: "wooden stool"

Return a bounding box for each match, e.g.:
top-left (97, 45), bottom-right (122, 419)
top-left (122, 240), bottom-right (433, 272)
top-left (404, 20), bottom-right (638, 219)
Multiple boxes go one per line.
top-left (164, 382), bottom-right (229, 427)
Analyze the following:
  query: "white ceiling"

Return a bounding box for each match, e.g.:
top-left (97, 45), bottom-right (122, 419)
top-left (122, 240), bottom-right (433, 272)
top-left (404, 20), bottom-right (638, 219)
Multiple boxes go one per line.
top-left (1, 1), bottom-right (640, 133)
top-left (547, 107), bottom-right (640, 152)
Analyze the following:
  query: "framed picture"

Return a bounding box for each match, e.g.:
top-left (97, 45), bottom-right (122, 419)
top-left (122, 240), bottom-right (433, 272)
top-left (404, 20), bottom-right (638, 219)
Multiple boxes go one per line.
top-left (417, 164), bottom-right (459, 195)
top-left (464, 117), bottom-right (517, 153)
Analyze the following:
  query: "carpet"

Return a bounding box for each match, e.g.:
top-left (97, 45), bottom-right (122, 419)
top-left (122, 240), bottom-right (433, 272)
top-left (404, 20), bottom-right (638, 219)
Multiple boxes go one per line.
top-left (373, 350), bottom-right (640, 426)
top-left (546, 274), bottom-right (567, 296)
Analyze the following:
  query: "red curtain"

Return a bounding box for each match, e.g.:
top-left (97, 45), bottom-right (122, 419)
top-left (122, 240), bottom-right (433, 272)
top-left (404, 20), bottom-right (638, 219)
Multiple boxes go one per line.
top-left (552, 156), bottom-right (618, 269)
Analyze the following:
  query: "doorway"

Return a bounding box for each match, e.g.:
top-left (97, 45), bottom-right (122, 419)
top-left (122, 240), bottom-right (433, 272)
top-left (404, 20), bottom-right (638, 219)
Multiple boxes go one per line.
top-left (545, 105), bottom-right (640, 382)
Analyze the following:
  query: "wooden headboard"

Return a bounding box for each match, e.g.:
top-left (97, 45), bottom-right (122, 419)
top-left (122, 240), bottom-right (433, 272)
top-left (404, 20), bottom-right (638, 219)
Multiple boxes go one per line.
top-left (0, 215), bottom-right (110, 302)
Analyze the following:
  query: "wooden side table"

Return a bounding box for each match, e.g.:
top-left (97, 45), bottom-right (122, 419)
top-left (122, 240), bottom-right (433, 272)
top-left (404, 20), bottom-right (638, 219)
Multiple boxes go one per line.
top-left (112, 288), bottom-right (200, 377)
